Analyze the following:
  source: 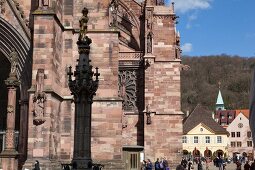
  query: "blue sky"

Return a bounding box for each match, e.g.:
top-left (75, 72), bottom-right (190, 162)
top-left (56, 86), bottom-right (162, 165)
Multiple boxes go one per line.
top-left (165, 0), bottom-right (255, 57)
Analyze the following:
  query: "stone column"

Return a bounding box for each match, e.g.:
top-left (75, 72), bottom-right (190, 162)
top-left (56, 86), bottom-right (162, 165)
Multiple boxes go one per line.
top-left (68, 7), bottom-right (99, 170)
top-left (0, 59), bottom-right (20, 170)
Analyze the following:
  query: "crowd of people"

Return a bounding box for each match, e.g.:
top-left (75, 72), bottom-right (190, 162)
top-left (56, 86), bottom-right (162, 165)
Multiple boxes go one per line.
top-left (141, 156), bottom-right (255, 170)
top-left (141, 157), bottom-right (170, 170)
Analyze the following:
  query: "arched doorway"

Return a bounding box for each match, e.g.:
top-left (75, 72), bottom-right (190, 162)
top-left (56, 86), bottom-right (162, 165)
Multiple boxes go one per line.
top-left (0, 53), bottom-right (10, 152)
top-left (204, 149), bottom-right (212, 158)
top-left (214, 149), bottom-right (224, 158)
top-left (193, 148), bottom-right (200, 157)
top-left (0, 17), bottom-right (31, 167)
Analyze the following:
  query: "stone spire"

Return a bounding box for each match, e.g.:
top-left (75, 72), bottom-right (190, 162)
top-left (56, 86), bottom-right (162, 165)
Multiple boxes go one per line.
top-left (216, 82), bottom-right (225, 110)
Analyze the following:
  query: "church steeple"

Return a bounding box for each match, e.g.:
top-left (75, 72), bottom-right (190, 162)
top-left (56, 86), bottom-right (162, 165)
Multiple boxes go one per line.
top-left (216, 82), bottom-right (225, 110)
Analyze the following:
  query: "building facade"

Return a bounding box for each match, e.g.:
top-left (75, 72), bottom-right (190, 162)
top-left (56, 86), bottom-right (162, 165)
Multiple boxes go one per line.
top-left (0, 0), bottom-right (183, 169)
top-left (226, 111), bottom-right (253, 161)
top-left (183, 105), bottom-right (229, 159)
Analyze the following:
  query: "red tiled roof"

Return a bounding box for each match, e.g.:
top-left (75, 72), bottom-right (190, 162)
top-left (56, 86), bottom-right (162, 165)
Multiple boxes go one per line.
top-left (235, 109), bottom-right (249, 118)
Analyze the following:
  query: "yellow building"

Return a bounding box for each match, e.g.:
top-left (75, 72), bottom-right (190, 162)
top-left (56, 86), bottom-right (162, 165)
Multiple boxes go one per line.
top-left (183, 105), bottom-right (229, 159)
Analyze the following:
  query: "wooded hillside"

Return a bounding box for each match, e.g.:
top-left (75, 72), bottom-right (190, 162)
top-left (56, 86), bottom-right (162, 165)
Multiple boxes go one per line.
top-left (181, 55), bottom-right (255, 113)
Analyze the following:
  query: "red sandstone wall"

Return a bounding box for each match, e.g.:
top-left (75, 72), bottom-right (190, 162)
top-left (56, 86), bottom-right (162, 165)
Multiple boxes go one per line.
top-left (143, 4), bottom-right (183, 168)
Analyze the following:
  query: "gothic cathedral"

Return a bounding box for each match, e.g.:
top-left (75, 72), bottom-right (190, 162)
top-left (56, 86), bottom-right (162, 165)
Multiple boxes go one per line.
top-left (0, 0), bottom-right (183, 169)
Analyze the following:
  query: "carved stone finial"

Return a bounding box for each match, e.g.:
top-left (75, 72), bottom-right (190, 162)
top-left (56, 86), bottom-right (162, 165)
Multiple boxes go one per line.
top-left (171, 2), bottom-right (175, 12)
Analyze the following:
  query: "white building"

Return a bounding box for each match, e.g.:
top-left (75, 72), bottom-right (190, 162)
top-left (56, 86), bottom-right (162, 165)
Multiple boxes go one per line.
top-left (183, 105), bottom-right (229, 159)
top-left (226, 111), bottom-right (253, 160)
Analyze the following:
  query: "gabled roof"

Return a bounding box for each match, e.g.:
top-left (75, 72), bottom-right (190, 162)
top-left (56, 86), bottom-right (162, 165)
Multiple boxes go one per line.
top-left (235, 109), bottom-right (249, 119)
top-left (183, 105), bottom-right (228, 135)
top-left (216, 90), bottom-right (224, 105)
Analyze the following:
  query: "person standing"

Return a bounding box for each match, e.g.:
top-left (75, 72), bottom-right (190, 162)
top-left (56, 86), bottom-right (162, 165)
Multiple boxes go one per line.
top-left (218, 156), bottom-right (224, 170)
top-left (205, 158), bottom-right (210, 170)
top-left (250, 160), bottom-right (255, 170)
top-left (181, 157), bottom-right (188, 169)
top-left (188, 158), bottom-right (193, 170)
top-left (146, 159), bottom-right (153, 170)
top-left (244, 161), bottom-right (251, 170)
top-left (155, 158), bottom-right (161, 170)
top-left (236, 160), bottom-right (242, 170)
top-left (197, 160), bottom-right (203, 170)
top-left (141, 160), bottom-right (147, 170)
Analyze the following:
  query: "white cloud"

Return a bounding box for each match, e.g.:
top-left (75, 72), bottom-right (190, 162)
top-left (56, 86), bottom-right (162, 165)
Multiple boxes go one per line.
top-left (181, 43), bottom-right (193, 53)
top-left (172, 0), bottom-right (213, 13)
top-left (186, 12), bottom-right (198, 29)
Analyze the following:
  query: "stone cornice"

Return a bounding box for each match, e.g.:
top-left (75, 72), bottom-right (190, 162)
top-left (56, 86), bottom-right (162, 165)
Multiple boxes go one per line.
top-left (93, 97), bottom-right (123, 102)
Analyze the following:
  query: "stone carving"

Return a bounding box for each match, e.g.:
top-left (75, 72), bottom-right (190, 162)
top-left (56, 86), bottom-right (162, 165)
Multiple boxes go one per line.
top-left (156, 0), bottom-right (165, 6)
top-left (8, 48), bottom-right (18, 78)
top-left (12, 0), bottom-right (29, 26)
top-left (117, 3), bottom-right (137, 28)
top-left (78, 7), bottom-right (89, 42)
top-left (0, 0), bottom-right (6, 14)
top-left (118, 70), bottom-right (137, 111)
top-left (33, 69), bottom-right (46, 125)
top-left (119, 52), bottom-right (143, 60)
top-left (6, 105), bottom-right (15, 129)
top-left (147, 32), bottom-right (152, 53)
top-left (7, 105), bottom-right (14, 114)
top-left (42, 0), bottom-right (49, 6)
top-left (122, 114), bottom-right (128, 128)
top-left (175, 31), bottom-right (181, 59)
top-left (109, 0), bottom-right (118, 27)
top-left (38, 0), bottom-right (49, 7)
top-left (180, 64), bottom-right (190, 71)
top-left (146, 10), bottom-right (153, 30)
top-left (5, 129), bottom-right (15, 149)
